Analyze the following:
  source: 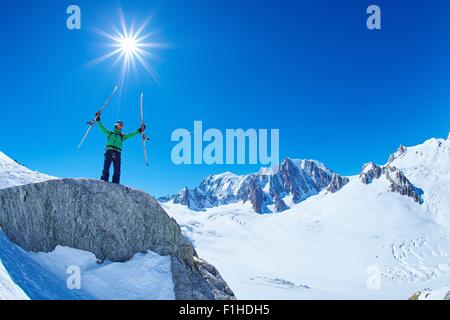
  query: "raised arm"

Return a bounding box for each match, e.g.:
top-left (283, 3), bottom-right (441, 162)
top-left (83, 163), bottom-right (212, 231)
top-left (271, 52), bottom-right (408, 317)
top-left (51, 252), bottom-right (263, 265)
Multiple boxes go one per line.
top-left (97, 118), bottom-right (111, 136)
top-left (122, 129), bottom-right (140, 141)
top-left (122, 123), bottom-right (146, 141)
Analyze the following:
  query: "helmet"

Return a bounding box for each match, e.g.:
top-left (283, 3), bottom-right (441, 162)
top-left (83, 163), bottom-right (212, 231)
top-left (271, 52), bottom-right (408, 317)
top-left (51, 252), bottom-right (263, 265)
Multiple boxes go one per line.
top-left (114, 120), bottom-right (124, 127)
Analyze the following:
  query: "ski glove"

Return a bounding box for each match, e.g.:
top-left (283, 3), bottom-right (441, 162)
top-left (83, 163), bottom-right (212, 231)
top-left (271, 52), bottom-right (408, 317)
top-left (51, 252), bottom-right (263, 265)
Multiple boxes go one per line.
top-left (95, 112), bottom-right (101, 121)
top-left (138, 124), bottom-right (146, 133)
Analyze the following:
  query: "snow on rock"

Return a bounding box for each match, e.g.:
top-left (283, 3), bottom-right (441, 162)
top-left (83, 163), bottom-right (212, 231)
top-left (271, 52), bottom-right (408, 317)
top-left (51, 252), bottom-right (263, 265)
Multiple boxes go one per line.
top-left (385, 166), bottom-right (422, 203)
top-left (387, 138), bottom-right (450, 227)
top-left (388, 145), bottom-right (407, 163)
top-left (359, 162), bottom-right (383, 184)
top-left (242, 174), bottom-right (271, 213)
top-left (273, 194), bottom-right (289, 212)
top-left (0, 151), bottom-right (55, 189)
top-left (326, 173), bottom-right (350, 193)
top-left (359, 163), bottom-right (423, 203)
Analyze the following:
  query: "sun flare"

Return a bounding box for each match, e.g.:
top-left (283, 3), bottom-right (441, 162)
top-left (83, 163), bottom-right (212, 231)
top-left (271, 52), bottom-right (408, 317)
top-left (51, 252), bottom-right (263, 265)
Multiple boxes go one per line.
top-left (87, 11), bottom-right (166, 87)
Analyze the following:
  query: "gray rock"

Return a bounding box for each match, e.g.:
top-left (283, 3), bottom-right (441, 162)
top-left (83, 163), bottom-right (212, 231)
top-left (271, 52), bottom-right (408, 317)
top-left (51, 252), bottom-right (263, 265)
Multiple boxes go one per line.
top-left (359, 162), bottom-right (383, 184)
top-left (358, 162), bottom-right (422, 203)
top-left (397, 145), bottom-right (407, 155)
top-left (385, 166), bottom-right (422, 203)
top-left (242, 175), bottom-right (271, 214)
top-left (326, 173), bottom-right (349, 193)
top-left (0, 178), bottom-right (235, 300)
top-left (195, 257), bottom-right (236, 300)
top-left (273, 194), bottom-right (289, 212)
top-left (387, 145), bottom-right (407, 164)
top-left (277, 159), bottom-right (332, 203)
top-left (170, 256), bottom-right (235, 300)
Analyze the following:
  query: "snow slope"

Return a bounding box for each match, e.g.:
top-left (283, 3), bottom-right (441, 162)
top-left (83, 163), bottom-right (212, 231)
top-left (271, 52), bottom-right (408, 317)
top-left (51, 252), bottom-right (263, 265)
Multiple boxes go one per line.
top-left (0, 151), bottom-right (55, 189)
top-left (163, 137), bottom-right (450, 299)
top-left (0, 228), bottom-right (175, 300)
top-left (388, 138), bottom-right (450, 228)
top-left (0, 260), bottom-right (29, 300)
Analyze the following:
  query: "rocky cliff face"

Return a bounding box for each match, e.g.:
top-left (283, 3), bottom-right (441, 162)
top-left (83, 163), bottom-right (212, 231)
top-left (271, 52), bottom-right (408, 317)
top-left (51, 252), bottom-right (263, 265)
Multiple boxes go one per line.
top-left (0, 179), bottom-right (235, 300)
top-left (359, 162), bottom-right (383, 184)
top-left (326, 173), bottom-right (350, 193)
top-left (359, 162), bottom-right (422, 203)
top-left (165, 158), bottom-right (349, 214)
top-left (385, 166), bottom-right (423, 203)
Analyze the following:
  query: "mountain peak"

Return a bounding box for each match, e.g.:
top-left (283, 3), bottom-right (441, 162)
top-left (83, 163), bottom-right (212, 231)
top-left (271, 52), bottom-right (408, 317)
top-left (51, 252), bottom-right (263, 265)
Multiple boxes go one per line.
top-left (166, 158), bottom-right (347, 213)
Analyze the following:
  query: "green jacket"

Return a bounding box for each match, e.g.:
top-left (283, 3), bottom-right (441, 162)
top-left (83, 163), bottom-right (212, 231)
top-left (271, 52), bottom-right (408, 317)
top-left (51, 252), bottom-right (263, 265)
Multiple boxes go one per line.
top-left (97, 120), bottom-right (140, 153)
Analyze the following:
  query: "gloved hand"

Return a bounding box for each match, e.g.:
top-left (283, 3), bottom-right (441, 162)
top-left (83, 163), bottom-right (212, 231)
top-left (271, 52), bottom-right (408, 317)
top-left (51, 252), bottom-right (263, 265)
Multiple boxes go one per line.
top-left (138, 124), bottom-right (146, 133)
top-left (95, 112), bottom-right (101, 121)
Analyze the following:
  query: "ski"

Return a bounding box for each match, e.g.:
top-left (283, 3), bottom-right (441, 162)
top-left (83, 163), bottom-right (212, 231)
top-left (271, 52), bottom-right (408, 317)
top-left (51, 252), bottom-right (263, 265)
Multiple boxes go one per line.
top-left (140, 93), bottom-right (150, 166)
top-left (77, 85), bottom-right (118, 149)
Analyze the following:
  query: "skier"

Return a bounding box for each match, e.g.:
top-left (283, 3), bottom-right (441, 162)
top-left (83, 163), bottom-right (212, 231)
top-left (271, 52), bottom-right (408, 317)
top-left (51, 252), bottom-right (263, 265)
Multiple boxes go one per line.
top-left (95, 112), bottom-right (146, 184)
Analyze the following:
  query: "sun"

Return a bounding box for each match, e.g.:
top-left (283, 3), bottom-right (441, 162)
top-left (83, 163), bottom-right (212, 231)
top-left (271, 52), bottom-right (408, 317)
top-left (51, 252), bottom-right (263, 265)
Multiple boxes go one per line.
top-left (118, 35), bottom-right (138, 56)
top-left (86, 11), bottom-right (166, 87)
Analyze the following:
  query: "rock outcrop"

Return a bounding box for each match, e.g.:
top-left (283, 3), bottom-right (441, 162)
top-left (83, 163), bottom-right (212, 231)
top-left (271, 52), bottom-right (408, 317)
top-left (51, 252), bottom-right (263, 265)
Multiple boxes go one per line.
top-left (242, 175), bottom-right (271, 213)
top-left (385, 166), bottom-right (422, 203)
top-left (388, 145), bottom-right (407, 163)
top-left (358, 162), bottom-right (422, 203)
top-left (359, 162), bottom-right (383, 184)
top-left (326, 173), bottom-right (350, 193)
top-left (273, 194), bottom-right (289, 212)
top-left (0, 179), bottom-right (235, 300)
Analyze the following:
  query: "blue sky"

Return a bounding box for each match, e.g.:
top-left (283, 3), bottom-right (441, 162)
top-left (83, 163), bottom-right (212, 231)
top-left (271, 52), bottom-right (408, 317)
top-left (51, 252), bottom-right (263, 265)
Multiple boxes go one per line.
top-left (1, 0), bottom-right (449, 196)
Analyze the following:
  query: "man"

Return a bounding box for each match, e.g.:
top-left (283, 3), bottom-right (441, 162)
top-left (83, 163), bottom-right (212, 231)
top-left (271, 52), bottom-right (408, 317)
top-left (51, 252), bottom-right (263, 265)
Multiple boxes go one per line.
top-left (95, 113), bottom-right (146, 184)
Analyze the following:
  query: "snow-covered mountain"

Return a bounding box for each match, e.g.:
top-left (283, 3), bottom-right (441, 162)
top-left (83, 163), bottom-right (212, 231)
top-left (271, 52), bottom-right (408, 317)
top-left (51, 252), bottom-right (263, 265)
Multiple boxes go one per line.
top-left (1, 135), bottom-right (449, 300)
top-left (0, 151), bottom-right (55, 189)
top-left (162, 136), bottom-right (450, 299)
top-left (163, 159), bottom-right (349, 213)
